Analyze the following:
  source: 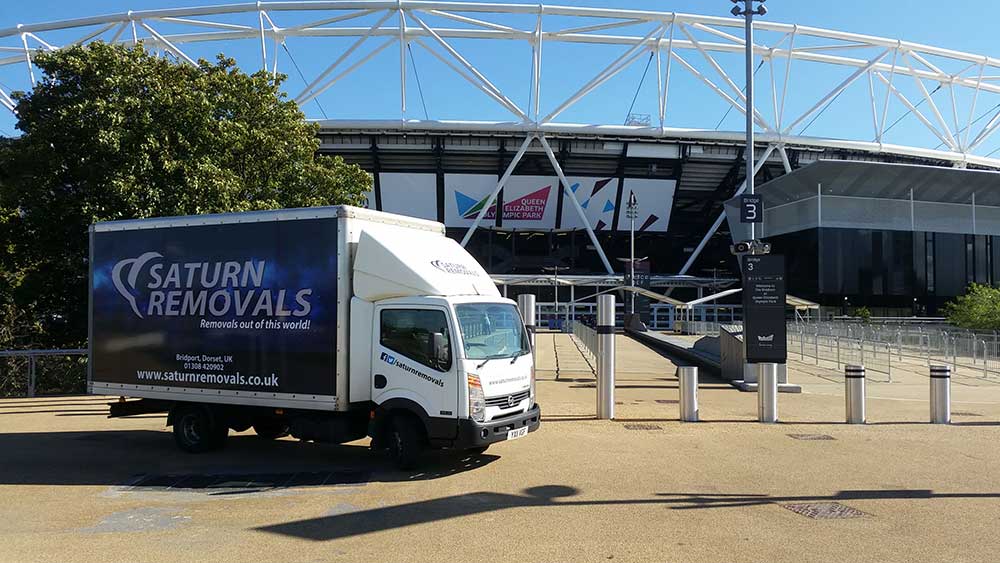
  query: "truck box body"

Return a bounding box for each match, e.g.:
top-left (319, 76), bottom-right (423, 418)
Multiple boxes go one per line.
top-left (90, 206), bottom-right (454, 411)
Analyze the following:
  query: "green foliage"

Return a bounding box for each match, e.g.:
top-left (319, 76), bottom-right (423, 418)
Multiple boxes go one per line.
top-left (0, 42), bottom-right (371, 350)
top-left (943, 283), bottom-right (1000, 331)
top-left (855, 306), bottom-right (872, 324)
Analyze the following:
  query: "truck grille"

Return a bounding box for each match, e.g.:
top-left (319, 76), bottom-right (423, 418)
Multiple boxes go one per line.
top-left (485, 390), bottom-right (530, 408)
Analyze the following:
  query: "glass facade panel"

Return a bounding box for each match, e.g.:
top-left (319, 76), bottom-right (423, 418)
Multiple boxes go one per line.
top-left (975, 235), bottom-right (990, 284)
top-left (913, 233), bottom-right (926, 295)
top-left (935, 233), bottom-right (966, 297)
top-left (772, 227), bottom-right (983, 309)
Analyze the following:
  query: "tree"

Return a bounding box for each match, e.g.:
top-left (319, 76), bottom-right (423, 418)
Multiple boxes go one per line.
top-left (0, 43), bottom-right (371, 348)
top-left (943, 283), bottom-right (1000, 331)
top-left (854, 306), bottom-right (872, 324)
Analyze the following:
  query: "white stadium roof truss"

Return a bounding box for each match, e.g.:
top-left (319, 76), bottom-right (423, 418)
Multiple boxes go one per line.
top-left (5, 2), bottom-right (1000, 276)
top-left (3, 2), bottom-right (1000, 166)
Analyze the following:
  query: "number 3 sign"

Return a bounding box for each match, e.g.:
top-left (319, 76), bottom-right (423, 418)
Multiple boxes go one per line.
top-left (740, 194), bottom-right (763, 223)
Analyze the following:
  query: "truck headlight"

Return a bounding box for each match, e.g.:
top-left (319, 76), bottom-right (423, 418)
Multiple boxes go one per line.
top-left (529, 365), bottom-right (536, 407)
top-left (468, 373), bottom-right (485, 422)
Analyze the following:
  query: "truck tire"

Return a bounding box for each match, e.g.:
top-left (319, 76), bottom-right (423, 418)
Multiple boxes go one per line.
top-left (172, 404), bottom-right (227, 453)
top-left (252, 419), bottom-right (290, 440)
top-left (388, 415), bottom-right (424, 470)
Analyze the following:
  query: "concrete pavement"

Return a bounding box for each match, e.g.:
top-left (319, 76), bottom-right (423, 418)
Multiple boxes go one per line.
top-left (2, 333), bottom-right (1000, 562)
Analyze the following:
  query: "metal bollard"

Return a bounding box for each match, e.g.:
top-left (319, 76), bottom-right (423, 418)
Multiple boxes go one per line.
top-left (757, 362), bottom-right (778, 423)
top-left (517, 294), bottom-right (536, 352)
top-left (678, 366), bottom-right (699, 422)
top-left (845, 364), bottom-right (866, 424)
top-left (597, 294), bottom-right (616, 420)
top-left (930, 365), bottom-right (951, 424)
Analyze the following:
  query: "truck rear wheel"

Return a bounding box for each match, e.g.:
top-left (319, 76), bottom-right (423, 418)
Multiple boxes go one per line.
top-left (252, 419), bottom-right (290, 440)
top-left (172, 405), bottom-right (227, 453)
top-left (388, 415), bottom-right (425, 470)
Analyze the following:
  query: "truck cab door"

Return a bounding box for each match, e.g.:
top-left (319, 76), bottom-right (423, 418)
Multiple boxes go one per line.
top-left (372, 305), bottom-right (459, 423)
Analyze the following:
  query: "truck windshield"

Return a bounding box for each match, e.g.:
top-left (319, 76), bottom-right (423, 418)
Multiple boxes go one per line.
top-left (455, 303), bottom-right (531, 360)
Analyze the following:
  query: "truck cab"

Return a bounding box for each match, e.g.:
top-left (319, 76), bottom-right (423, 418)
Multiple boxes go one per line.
top-left (349, 228), bottom-right (540, 467)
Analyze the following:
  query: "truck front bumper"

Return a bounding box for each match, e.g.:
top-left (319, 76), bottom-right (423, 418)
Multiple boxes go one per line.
top-left (453, 403), bottom-right (541, 449)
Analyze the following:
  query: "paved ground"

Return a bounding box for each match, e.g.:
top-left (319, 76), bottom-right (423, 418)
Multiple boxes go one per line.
top-left (3, 333), bottom-right (1000, 562)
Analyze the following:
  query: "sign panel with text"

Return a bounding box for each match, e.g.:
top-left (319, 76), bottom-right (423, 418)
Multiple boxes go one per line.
top-left (741, 254), bottom-right (787, 363)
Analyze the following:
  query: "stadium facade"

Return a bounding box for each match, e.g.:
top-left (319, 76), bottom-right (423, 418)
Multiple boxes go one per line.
top-left (318, 124), bottom-right (1000, 315)
top-left (6, 2), bottom-right (1000, 317)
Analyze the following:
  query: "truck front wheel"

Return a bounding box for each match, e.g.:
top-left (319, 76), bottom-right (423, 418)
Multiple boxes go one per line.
top-left (252, 418), bottom-right (290, 440)
top-left (172, 405), bottom-right (227, 453)
top-left (388, 415), bottom-right (425, 470)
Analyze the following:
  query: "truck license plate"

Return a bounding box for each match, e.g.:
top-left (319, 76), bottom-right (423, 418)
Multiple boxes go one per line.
top-left (507, 426), bottom-right (529, 440)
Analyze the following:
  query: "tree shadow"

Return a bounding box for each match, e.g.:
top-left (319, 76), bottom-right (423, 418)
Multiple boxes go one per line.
top-left (0, 429), bottom-right (497, 487)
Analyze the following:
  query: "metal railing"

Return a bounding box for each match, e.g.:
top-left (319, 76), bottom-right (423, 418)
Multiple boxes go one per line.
top-left (0, 349), bottom-right (87, 397)
top-left (531, 301), bottom-right (742, 332)
top-left (535, 302), bottom-right (625, 331)
top-left (788, 321), bottom-right (1000, 380)
top-left (681, 321), bottom-right (723, 336)
top-left (786, 329), bottom-right (893, 381)
top-left (649, 304), bottom-right (742, 331)
top-left (569, 320), bottom-right (598, 363)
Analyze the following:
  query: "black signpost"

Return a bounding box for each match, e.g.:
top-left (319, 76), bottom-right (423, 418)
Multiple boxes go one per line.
top-left (741, 254), bottom-right (787, 363)
top-left (624, 261), bottom-right (652, 327)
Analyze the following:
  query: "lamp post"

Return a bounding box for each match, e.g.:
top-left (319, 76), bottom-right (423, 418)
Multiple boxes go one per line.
top-left (627, 191), bottom-right (638, 313)
top-left (543, 265), bottom-right (570, 330)
top-left (730, 0), bottom-right (767, 242)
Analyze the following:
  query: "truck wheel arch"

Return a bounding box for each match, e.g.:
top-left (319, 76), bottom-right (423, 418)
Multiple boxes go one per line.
top-left (371, 398), bottom-right (433, 446)
top-left (371, 398), bottom-right (458, 448)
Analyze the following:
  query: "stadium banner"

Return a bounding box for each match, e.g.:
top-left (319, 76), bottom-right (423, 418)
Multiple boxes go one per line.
top-left (620, 178), bottom-right (677, 232)
top-left (560, 177), bottom-right (620, 232)
top-left (379, 172), bottom-right (438, 221)
top-left (444, 174), bottom-right (558, 229)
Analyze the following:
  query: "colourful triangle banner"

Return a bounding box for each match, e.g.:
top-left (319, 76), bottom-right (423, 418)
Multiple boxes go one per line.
top-left (454, 191), bottom-right (479, 217)
top-left (591, 178), bottom-right (614, 198)
top-left (498, 186), bottom-right (551, 220)
top-left (638, 214), bottom-right (659, 232)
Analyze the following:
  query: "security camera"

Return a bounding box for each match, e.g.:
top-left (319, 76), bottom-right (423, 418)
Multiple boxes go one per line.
top-left (731, 240), bottom-right (771, 256)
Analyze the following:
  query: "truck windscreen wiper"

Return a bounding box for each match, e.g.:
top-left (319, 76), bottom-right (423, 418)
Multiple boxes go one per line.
top-left (476, 354), bottom-right (507, 369)
top-left (510, 349), bottom-right (529, 364)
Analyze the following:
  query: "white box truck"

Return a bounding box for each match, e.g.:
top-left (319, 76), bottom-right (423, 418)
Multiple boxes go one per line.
top-left (88, 206), bottom-right (540, 468)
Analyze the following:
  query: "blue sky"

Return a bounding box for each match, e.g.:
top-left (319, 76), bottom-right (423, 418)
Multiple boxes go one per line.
top-left (3, 0), bottom-right (1000, 157)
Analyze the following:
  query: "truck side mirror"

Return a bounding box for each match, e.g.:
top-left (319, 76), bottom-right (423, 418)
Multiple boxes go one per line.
top-left (431, 332), bottom-right (450, 369)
